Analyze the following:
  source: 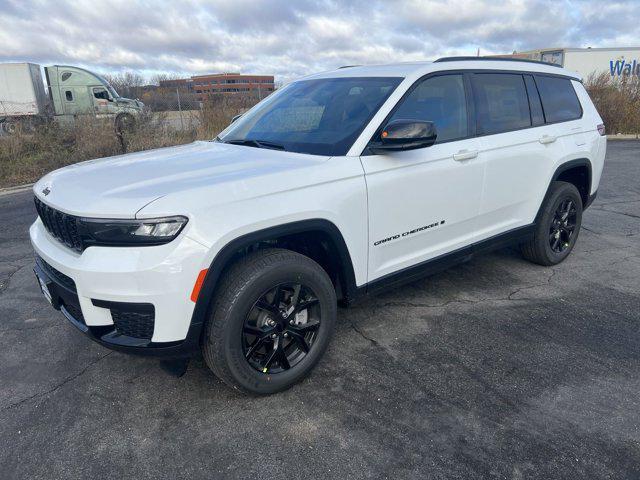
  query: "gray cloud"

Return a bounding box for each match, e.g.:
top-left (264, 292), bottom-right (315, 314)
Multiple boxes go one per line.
top-left (1, 0), bottom-right (639, 82)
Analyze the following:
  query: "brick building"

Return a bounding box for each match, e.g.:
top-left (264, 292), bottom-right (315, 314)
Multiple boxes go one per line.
top-left (160, 73), bottom-right (275, 101)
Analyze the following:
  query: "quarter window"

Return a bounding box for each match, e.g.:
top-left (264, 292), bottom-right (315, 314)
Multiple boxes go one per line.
top-left (472, 73), bottom-right (531, 135)
top-left (389, 74), bottom-right (468, 143)
top-left (534, 76), bottom-right (582, 123)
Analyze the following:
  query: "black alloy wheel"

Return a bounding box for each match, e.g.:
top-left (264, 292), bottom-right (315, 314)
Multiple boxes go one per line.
top-left (202, 248), bottom-right (337, 394)
top-left (243, 283), bottom-right (320, 374)
top-left (549, 198), bottom-right (577, 253)
top-left (521, 181), bottom-right (583, 266)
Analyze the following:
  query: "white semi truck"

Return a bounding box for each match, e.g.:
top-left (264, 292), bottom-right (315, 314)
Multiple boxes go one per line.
top-left (0, 63), bottom-right (143, 134)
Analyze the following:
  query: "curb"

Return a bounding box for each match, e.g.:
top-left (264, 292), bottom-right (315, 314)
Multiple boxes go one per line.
top-left (0, 183), bottom-right (34, 198)
top-left (607, 134), bottom-right (640, 140)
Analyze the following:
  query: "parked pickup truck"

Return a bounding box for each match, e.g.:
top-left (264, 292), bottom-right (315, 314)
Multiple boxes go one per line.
top-left (0, 63), bottom-right (143, 134)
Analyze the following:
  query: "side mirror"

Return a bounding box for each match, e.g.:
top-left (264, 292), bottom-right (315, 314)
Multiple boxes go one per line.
top-left (369, 119), bottom-right (437, 154)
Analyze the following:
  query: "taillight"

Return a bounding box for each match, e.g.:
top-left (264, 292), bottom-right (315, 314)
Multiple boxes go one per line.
top-left (597, 124), bottom-right (606, 136)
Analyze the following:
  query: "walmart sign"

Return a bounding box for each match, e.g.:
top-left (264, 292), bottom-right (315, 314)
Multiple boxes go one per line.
top-left (610, 59), bottom-right (640, 76)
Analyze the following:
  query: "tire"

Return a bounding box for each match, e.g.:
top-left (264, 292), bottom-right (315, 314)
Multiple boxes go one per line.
top-left (521, 181), bottom-right (583, 266)
top-left (202, 248), bottom-right (337, 395)
top-left (115, 113), bottom-right (135, 134)
top-left (1, 118), bottom-right (17, 135)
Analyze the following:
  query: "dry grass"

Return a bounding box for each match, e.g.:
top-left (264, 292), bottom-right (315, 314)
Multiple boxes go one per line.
top-left (0, 117), bottom-right (188, 188)
top-left (584, 72), bottom-right (640, 135)
top-left (0, 94), bottom-right (259, 188)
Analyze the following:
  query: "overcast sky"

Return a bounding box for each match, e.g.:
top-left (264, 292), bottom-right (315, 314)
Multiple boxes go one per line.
top-left (1, 0), bottom-right (639, 83)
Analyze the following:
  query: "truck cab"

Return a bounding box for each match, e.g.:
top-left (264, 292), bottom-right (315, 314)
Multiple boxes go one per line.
top-left (44, 65), bottom-right (143, 129)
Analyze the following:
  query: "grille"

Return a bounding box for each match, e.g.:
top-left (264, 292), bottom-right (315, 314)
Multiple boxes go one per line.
top-left (63, 302), bottom-right (85, 324)
top-left (37, 256), bottom-right (76, 292)
top-left (34, 197), bottom-right (83, 252)
top-left (111, 308), bottom-right (155, 339)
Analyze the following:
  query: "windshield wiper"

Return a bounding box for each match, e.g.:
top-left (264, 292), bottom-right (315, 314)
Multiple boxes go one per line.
top-left (224, 139), bottom-right (286, 151)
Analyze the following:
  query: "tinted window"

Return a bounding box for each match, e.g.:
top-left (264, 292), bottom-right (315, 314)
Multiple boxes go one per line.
top-left (524, 75), bottom-right (544, 126)
top-left (535, 76), bottom-right (582, 123)
top-left (219, 77), bottom-right (402, 156)
top-left (65, 90), bottom-right (73, 101)
top-left (472, 73), bottom-right (531, 135)
top-left (389, 74), bottom-right (468, 143)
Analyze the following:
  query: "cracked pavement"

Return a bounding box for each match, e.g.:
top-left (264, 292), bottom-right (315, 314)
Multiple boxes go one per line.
top-left (1, 141), bottom-right (639, 479)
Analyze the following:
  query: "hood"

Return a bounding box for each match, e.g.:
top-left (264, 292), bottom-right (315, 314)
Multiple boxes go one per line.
top-left (34, 141), bottom-right (329, 218)
top-left (115, 97), bottom-right (143, 109)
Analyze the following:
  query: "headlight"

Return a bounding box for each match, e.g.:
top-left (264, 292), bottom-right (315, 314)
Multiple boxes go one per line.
top-left (79, 216), bottom-right (188, 247)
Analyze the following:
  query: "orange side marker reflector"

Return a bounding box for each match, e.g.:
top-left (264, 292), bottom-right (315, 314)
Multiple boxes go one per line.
top-left (190, 269), bottom-right (209, 302)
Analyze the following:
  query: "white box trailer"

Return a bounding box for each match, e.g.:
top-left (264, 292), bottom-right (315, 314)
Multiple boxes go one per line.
top-left (506, 47), bottom-right (640, 80)
top-left (0, 63), bottom-right (49, 117)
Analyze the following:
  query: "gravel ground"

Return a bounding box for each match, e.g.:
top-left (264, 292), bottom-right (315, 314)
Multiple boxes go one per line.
top-left (1, 141), bottom-right (639, 479)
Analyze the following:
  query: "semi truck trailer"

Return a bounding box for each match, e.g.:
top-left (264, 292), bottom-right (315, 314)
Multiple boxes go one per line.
top-left (0, 63), bottom-right (143, 134)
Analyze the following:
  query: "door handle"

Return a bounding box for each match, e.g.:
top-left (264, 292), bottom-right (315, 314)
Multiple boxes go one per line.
top-left (539, 135), bottom-right (557, 144)
top-left (453, 149), bottom-right (478, 161)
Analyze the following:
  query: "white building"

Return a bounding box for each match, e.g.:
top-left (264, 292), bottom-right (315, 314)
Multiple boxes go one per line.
top-left (505, 47), bottom-right (640, 80)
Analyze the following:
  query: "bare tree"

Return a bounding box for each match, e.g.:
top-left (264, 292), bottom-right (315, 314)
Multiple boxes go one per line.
top-left (103, 71), bottom-right (146, 99)
top-left (149, 72), bottom-right (184, 86)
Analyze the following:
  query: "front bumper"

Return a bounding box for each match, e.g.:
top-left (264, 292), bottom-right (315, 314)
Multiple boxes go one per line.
top-left (30, 219), bottom-right (210, 357)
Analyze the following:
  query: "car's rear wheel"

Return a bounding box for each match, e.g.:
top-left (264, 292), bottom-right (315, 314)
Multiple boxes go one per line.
top-left (202, 248), bottom-right (337, 395)
top-left (521, 181), bottom-right (583, 266)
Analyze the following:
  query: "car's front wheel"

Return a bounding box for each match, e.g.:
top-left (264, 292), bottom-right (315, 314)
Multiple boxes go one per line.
top-left (202, 248), bottom-right (337, 395)
top-left (115, 113), bottom-right (136, 134)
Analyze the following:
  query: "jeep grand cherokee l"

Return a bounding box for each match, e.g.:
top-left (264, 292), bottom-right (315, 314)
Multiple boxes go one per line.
top-left (31, 57), bottom-right (606, 394)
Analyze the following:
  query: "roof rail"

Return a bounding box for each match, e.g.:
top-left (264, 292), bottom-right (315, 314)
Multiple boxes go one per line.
top-left (434, 56), bottom-right (563, 68)
top-left (338, 65), bottom-right (360, 69)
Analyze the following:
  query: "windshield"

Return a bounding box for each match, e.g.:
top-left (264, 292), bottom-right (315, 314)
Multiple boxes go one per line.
top-left (96, 73), bottom-right (120, 98)
top-left (217, 77), bottom-right (403, 156)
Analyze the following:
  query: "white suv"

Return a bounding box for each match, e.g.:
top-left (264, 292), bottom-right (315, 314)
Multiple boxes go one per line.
top-left (31, 58), bottom-right (606, 394)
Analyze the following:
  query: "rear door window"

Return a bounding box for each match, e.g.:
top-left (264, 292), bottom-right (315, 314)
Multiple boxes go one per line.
top-left (471, 73), bottom-right (531, 135)
top-left (534, 75), bottom-right (582, 123)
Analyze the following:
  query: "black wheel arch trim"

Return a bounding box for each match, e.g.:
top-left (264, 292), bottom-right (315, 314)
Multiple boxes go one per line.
top-left (188, 219), bottom-right (359, 343)
top-left (536, 158), bottom-right (593, 222)
top-left (552, 158), bottom-right (592, 186)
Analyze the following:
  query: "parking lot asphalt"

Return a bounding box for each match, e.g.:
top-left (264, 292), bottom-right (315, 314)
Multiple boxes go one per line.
top-left (1, 141), bottom-right (639, 480)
